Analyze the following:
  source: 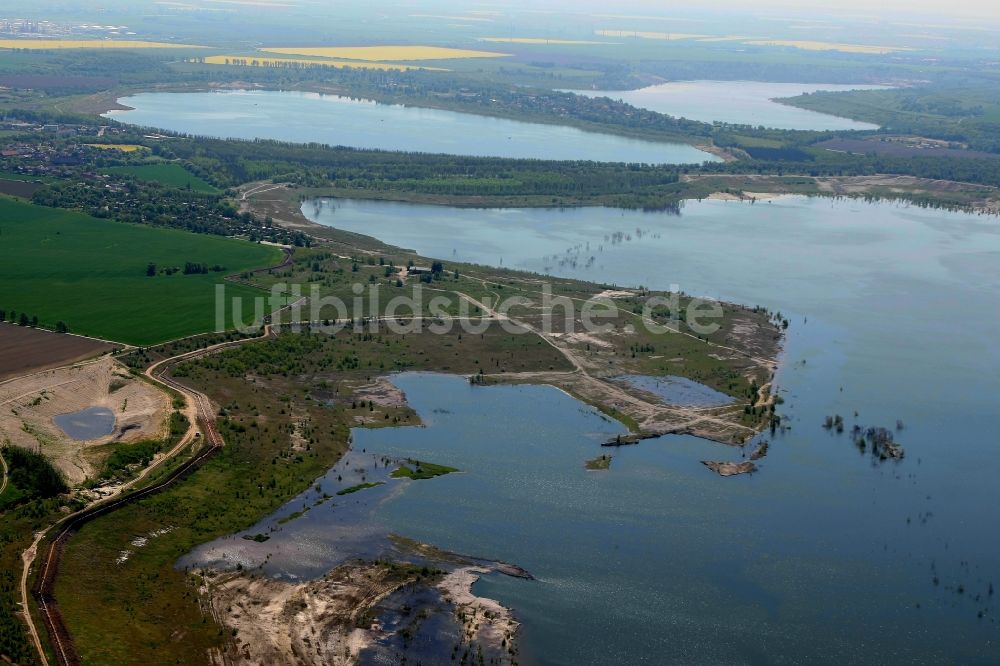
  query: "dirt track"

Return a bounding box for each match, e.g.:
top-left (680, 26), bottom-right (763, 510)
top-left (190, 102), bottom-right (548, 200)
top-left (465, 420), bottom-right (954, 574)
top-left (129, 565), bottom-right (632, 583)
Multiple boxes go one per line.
top-left (22, 329), bottom-right (276, 666)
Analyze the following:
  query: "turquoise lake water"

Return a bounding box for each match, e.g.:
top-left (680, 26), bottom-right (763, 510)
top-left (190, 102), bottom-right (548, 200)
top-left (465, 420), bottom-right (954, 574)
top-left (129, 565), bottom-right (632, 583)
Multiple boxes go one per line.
top-left (293, 195), bottom-right (1000, 662)
top-left (571, 81), bottom-right (887, 130)
top-left (104, 90), bottom-right (718, 164)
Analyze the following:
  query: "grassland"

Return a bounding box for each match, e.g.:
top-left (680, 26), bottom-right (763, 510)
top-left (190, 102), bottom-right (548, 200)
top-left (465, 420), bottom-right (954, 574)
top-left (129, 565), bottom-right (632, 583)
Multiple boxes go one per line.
top-left (585, 454), bottom-right (612, 471)
top-left (102, 164), bottom-right (219, 194)
top-left (260, 45), bottom-right (509, 61)
top-left (47, 202), bottom-right (780, 662)
top-left (336, 481), bottom-right (385, 495)
top-left (595, 30), bottom-right (711, 41)
top-left (479, 38), bottom-right (613, 46)
top-left (742, 40), bottom-right (910, 54)
top-left (84, 144), bottom-right (148, 153)
top-left (0, 40), bottom-right (206, 50)
top-left (391, 460), bottom-right (459, 480)
top-left (200, 55), bottom-right (432, 72)
top-left (52, 322), bottom-right (567, 664)
top-left (0, 197), bottom-right (279, 345)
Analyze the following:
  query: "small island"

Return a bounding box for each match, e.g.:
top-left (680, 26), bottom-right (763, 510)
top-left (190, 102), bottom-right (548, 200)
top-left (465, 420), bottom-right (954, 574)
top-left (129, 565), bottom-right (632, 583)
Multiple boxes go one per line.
top-left (391, 460), bottom-right (459, 480)
top-left (702, 461), bottom-right (757, 477)
top-left (586, 455), bottom-right (613, 471)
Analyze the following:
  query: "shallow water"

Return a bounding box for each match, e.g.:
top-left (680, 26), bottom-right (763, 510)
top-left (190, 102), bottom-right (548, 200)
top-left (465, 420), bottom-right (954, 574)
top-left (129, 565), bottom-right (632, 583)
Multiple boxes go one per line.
top-left (53, 406), bottom-right (115, 440)
top-left (105, 90), bottom-right (718, 164)
top-left (295, 195), bottom-right (1000, 663)
top-left (615, 374), bottom-right (734, 407)
top-left (571, 81), bottom-right (886, 130)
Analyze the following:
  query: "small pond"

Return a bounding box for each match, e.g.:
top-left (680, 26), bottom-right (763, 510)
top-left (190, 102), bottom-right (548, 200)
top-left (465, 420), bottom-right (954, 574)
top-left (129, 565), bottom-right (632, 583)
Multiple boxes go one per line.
top-left (615, 374), bottom-right (734, 407)
top-left (53, 406), bottom-right (115, 441)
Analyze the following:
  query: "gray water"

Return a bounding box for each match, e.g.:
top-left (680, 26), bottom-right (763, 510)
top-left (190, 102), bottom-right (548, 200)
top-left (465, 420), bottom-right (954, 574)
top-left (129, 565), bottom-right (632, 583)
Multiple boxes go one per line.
top-left (53, 406), bottom-right (115, 440)
top-left (615, 374), bottom-right (734, 407)
top-left (571, 81), bottom-right (886, 130)
top-left (293, 195), bottom-right (1000, 663)
top-left (104, 90), bottom-right (719, 164)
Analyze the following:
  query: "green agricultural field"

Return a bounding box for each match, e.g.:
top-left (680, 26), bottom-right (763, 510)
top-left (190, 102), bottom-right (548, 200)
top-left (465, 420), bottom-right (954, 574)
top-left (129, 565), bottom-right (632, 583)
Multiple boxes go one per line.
top-left (103, 163), bottom-right (220, 193)
top-left (0, 197), bottom-right (280, 345)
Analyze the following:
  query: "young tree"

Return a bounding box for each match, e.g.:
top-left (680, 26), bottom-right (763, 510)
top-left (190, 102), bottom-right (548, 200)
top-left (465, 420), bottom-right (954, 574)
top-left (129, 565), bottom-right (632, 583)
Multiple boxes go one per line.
top-left (146, 262), bottom-right (157, 277)
top-left (56, 321), bottom-right (69, 334)
top-left (18, 312), bottom-right (29, 326)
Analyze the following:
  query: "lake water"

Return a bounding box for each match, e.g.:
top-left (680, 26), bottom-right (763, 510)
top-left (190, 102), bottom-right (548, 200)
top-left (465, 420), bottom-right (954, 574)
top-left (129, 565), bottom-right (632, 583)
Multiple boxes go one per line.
top-left (615, 374), bottom-right (734, 407)
top-left (571, 81), bottom-right (886, 130)
top-left (53, 406), bottom-right (115, 440)
top-left (104, 90), bottom-right (719, 164)
top-left (294, 195), bottom-right (1000, 662)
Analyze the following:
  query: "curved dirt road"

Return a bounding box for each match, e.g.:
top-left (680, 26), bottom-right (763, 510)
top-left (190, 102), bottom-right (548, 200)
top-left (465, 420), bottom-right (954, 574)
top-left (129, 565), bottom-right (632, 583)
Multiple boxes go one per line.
top-left (21, 329), bottom-right (276, 666)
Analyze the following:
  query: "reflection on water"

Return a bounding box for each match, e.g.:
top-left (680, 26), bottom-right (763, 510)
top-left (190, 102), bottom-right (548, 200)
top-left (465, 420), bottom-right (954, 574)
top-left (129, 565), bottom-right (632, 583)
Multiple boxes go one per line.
top-left (53, 406), bottom-right (115, 441)
top-left (297, 197), bottom-right (1000, 663)
top-left (615, 374), bottom-right (734, 407)
top-left (105, 90), bottom-right (719, 164)
top-left (572, 81), bottom-right (887, 131)
top-left (179, 449), bottom-right (412, 580)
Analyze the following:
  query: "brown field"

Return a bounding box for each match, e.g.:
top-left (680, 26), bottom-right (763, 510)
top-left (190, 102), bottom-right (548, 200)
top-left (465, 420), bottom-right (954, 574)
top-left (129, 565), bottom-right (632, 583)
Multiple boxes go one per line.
top-left (0, 323), bottom-right (114, 382)
top-left (0, 178), bottom-right (40, 198)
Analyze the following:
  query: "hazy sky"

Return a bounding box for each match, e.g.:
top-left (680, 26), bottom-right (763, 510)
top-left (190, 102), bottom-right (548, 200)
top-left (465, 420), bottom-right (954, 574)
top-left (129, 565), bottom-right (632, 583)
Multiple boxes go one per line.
top-left (495, 0), bottom-right (1000, 22)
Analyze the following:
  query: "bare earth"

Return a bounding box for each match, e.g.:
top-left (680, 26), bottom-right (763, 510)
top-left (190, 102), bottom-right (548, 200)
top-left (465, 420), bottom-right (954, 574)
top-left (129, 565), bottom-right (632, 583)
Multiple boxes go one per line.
top-left (0, 356), bottom-right (170, 483)
top-left (0, 322), bottom-right (114, 382)
top-left (702, 460), bottom-right (757, 477)
top-left (206, 562), bottom-right (517, 666)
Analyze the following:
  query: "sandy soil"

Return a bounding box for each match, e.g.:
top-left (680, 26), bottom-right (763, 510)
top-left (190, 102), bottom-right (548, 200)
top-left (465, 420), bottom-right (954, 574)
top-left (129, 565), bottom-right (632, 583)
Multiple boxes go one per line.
top-left (593, 289), bottom-right (637, 299)
top-left (206, 560), bottom-right (517, 666)
top-left (0, 357), bottom-right (170, 483)
top-left (438, 567), bottom-right (519, 651)
top-left (348, 377), bottom-right (408, 408)
top-left (749, 440), bottom-right (770, 461)
top-left (207, 564), bottom-right (393, 665)
top-left (702, 460), bottom-right (757, 477)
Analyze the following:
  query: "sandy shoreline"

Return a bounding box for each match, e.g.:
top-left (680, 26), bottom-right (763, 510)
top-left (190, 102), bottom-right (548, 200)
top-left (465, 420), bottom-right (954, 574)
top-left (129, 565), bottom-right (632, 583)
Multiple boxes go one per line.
top-left (205, 558), bottom-right (522, 665)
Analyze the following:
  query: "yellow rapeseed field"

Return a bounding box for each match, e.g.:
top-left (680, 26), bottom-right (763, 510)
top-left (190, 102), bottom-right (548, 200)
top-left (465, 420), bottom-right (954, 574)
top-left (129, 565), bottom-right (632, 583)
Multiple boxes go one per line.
top-left (260, 45), bottom-right (509, 61)
top-left (0, 39), bottom-right (205, 50)
top-left (84, 144), bottom-right (148, 152)
top-left (479, 38), bottom-right (612, 45)
top-left (200, 55), bottom-right (438, 71)
top-left (742, 40), bottom-right (910, 54)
